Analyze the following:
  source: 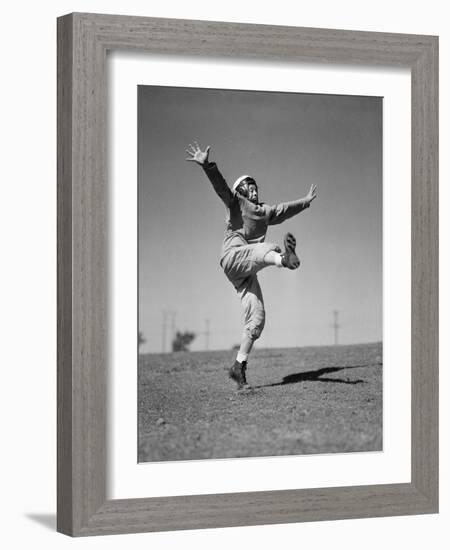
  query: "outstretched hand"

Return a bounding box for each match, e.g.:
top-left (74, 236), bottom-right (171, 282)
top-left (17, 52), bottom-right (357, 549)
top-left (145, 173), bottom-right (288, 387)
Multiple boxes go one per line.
top-left (306, 184), bottom-right (318, 205)
top-left (185, 141), bottom-right (211, 166)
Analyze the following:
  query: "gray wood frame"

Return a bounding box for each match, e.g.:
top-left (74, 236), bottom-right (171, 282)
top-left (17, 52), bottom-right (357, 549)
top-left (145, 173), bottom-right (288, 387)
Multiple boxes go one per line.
top-left (57, 12), bottom-right (438, 537)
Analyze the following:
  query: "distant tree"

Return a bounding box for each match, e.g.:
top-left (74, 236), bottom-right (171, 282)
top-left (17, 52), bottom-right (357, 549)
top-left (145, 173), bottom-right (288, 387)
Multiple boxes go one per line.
top-left (231, 343), bottom-right (240, 350)
top-left (172, 331), bottom-right (196, 352)
top-left (138, 331), bottom-right (146, 349)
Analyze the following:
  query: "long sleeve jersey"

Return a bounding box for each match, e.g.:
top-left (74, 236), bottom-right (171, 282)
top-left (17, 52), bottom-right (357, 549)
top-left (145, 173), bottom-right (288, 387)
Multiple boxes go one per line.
top-left (202, 161), bottom-right (310, 259)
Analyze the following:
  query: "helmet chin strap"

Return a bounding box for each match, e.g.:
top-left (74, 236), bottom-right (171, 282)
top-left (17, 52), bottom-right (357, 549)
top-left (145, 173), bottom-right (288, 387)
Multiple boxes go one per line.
top-left (248, 191), bottom-right (258, 203)
top-left (238, 184), bottom-right (258, 203)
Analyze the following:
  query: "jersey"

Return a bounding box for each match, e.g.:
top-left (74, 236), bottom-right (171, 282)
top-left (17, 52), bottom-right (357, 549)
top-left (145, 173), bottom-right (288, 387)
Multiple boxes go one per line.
top-left (202, 162), bottom-right (310, 259)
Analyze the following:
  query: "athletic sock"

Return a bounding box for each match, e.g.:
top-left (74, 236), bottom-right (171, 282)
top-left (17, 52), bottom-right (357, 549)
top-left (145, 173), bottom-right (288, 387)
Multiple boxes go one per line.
top-left (236, 352), bottom-right (248, 364)
top-left (264, 250), bottom-right (284, 267)
top-left (274, 253), bottom-right (284, 267)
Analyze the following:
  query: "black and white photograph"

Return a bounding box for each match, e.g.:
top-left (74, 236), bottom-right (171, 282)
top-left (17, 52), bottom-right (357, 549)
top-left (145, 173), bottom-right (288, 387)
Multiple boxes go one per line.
top-left (138, 85), bottom-right (383, 462)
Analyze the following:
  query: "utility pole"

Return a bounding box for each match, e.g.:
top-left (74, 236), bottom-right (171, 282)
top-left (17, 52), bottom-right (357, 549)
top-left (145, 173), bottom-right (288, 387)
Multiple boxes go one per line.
top-left (205, 319), bottom-right (210, 351)
top-left (170, 311), bottom-right (177, 351)
top-left (162, 311), bottom-right (167, 353)
top-left (162, 310), bottom-right (177, 353)
top-left (332, 310), bottom-right (340, 346)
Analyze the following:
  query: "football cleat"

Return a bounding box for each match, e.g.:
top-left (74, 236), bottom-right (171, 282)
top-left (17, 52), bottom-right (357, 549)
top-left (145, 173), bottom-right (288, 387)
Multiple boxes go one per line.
top-left (281, 232), bottom-right (300, 270)
top-left (228, 360), bottom-right (250, 390)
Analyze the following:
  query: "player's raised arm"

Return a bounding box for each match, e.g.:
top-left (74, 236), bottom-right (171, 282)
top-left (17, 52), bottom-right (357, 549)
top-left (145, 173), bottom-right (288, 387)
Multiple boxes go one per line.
top-left (185, 141), bottom-right (211, 166)
top-left (268, 184), bottom-right (318, 226)
top-left (185, 141), bottom-right (233, 206)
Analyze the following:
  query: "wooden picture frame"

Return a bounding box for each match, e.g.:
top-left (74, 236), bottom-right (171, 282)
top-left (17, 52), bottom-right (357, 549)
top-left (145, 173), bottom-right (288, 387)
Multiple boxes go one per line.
top-left (57, 12), bottom-right (438, 536)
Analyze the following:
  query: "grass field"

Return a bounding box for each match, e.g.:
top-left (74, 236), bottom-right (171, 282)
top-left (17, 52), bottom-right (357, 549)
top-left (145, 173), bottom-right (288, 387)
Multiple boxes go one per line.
top-left (138, 342), bottom-right (382, 462)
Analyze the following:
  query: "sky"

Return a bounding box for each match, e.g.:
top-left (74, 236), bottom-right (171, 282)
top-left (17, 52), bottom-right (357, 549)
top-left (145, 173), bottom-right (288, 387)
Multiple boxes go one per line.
top-left (138, 85), bottom-right (382, 353)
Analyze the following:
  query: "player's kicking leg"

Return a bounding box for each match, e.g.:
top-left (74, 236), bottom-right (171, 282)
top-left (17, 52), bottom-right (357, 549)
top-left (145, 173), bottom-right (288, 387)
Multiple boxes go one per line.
top-left (222, 232), bottom-right (300, 280)
top-left (262, 232), bottom-right (300, 270)
top-left (280, 232), bottom-right (300, 269)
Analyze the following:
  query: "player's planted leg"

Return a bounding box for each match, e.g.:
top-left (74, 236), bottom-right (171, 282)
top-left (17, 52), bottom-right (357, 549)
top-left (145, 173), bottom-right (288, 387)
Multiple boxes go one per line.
top-left (228, 359), bottom-right (249, 390)
top-left (229, 281), bottom-right (265, 390)
top-left (228, 331), bottom-right (254, 390)
top-left (229, 332), bottom-right (253, 390)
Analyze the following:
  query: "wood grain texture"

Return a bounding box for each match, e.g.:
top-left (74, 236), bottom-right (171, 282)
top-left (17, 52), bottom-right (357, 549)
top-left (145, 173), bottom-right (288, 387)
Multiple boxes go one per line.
top-left (79, 484), bottom-right (433, 536)
top-left (57, 12), bottom-right (439, 537)
top-left (410, 37), bottom-right (439, 506)
top-left (57, 13), bottom-right (73, 535)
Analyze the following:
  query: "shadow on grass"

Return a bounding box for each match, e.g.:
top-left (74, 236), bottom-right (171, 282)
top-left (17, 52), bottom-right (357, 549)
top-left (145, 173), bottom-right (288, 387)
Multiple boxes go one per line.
top-left (257, 363), bottom-right (381, 389)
